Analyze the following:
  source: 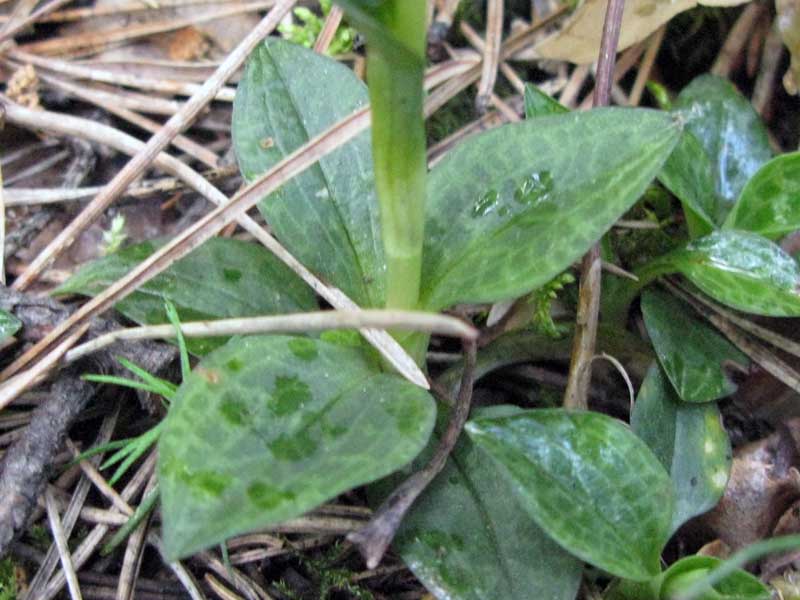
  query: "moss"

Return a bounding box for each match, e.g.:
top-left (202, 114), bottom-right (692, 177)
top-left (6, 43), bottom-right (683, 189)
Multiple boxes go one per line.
top-left (0, 558), bottom-right (18, 600)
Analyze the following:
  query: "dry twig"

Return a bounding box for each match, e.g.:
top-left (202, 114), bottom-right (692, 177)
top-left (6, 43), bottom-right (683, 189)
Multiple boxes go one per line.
top-left (563, 0), bottom-right (626, 410)
top-left (11, 0), bottom-right (294, 292)
top-left (348, 340), bottom-right (477, 568)
top-left (476, 0), bottom-right (503, 112)
top-left (44, 487), bottom-right (83, 600)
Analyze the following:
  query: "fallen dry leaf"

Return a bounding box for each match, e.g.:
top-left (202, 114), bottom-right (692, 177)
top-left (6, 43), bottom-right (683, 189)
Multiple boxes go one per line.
top-left (777, 0), bottom-right (800, 94)
top-left (153, 26), bottom-right (211, 61)
top-left (697, 538), bottom-right (732, 558)
top-left (703, 420), bottom-right (800, 550)
top-left (761, 497), bottom-right (800, 577)
top-left (533, 0), bottom-right (751, 64)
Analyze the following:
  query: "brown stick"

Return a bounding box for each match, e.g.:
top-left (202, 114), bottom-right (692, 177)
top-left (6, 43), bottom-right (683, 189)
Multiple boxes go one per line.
top-left (712, 3), bottom-right (765, 78)
top-left (563, 0), bottom-right (625, 410)
top-left (429, 0), bottom-right (462, 45)
top-left (348, 339), bottom-right (477, 568)
top-left (0, 0), bottom-right (73, 44)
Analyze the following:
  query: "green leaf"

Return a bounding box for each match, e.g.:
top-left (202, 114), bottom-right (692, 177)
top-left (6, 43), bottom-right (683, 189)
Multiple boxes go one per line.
top-left (658, 131), bottom-right (717, 237)
top-left (603, 578), bottom-right (660, 600)
top-left (374, 407), bottom-right (582, 600)
top-left (232, 38), bottom-right (384, 308)
top-left (659, 229), bottom-right (800, 316)
top-left (671, 75), bottom-right (772, 223)
top-left (674, 535), bottom-right (800, 599)
top-left (641, 289), bottom-right (747, 403)
top-left (632, 364), bottom-right (731, 533)
top-left (0, 309), bottom-right (21, 342)
top-left (56, 238), bottom-right (316, 354)
top-left (523, 83), bottom-right (568, 118)
top-left (159, 335), bottom-right (436, 559)
top-left (724, 152), bottom-right (800, 239)
top-left (660, 556), bottom-right (769, 600)
top-left (466, 409), bottom-right (674, 581)
top-left (420, 108), bottom-right (681, 310)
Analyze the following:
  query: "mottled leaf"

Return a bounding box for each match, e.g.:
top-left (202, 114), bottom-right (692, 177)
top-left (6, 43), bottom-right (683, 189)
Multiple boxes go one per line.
top-left (55, 239), bottom-right (316, 354)
top-left (0, 309), bottom-right (21, 342)
top-left (466, 409), bottom-right (674, 581)
top-left (632, 364), bottom-right (732, 533)
top-left (373, 406), bottom-right (582, 600)
top-left (159, 335), bottom-right (436, 559)
top-left (232, 39), bottom-right (384, 307)
top-left (724, 152), bottom-right (800, 239)
top-left (524, 83), bottom-right (568, 118)
top-left (641, 289), bottom-right (747, 403)
top-left (671, 75), bottom-right (772, 223)
top-left (421, 108), bottom-right (681, 310)
top-left (658, 131), bottom-right (717, 237)
top-left (660, 556), bottom-right (769, 599)
top-left (660, 230), bottom-right (800, 316)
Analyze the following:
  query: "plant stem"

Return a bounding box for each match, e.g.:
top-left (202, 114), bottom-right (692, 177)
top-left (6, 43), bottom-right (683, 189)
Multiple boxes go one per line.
top-left (364, 0), bottom-right (427, 311)
top-left (563, 0), bottom-right (626, 410)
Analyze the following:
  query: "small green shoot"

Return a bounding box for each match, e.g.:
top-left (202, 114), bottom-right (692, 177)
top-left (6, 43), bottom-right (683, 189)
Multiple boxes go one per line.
top-left (165, 300), bottom-right (191, 381)
top-left (278, 0), bottom-right (355, 55)
top-left (83, 357), bottom-right (177, 401)
top-left (101, 484), bottom-right (160, 555)
top-left (81, 301), bottom-right (190, 546)
top-left (101, 214), bottom-right (127, 256)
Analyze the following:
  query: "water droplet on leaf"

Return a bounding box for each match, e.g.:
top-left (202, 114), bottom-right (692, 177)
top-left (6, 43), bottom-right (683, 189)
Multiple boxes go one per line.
top-left (514, 170), bottom-right (554, 206)
top-left (471, 189), bottom-right (500, 218)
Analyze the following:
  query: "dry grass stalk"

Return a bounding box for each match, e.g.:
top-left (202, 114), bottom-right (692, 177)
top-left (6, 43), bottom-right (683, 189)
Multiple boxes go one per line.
top-left (312, 4), bottom-right (343, 54)
top-left (712, 2), bottom-right (766, 77)
top-left (18, 1), bottom-right (278, 55)
top-left (12, 0), bottom-right (295, 292)
top-left (39, 452), bottom-right (156, 600)
top-left (44, 487), bottom-right (84, 600)
top-left (476, 0), bottom-right (503, 111)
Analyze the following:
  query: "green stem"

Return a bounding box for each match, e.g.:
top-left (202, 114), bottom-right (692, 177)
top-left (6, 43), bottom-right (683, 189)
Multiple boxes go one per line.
top-left (364, 0), bottom-right (427, 311)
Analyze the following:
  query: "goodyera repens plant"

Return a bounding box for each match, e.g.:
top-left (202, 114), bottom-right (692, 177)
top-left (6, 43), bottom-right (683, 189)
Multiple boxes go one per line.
top-left (57, 1), bottom-right (800, 598)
